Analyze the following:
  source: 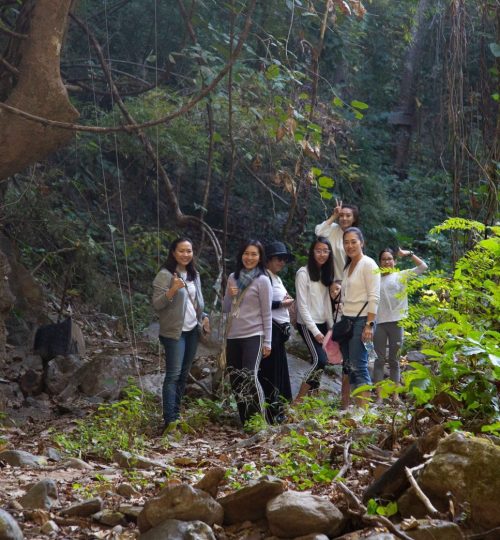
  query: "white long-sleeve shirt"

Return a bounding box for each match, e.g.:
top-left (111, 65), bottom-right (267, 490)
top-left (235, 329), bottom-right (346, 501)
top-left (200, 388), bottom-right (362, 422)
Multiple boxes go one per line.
top-left (315, 220), bottom-right (346, 281)
top-left (341, 255), bottom-right (380, 317)
top-left (377, 262), bottom-right (428, 323)
top-left (295, 267), bottom-right (333, 336)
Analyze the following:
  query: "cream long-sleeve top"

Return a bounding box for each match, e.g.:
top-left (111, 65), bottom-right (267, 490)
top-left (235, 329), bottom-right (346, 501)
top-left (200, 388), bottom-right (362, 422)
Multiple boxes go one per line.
top-left (341, 255), bottom-right (380, 317)
top-left (377, 261), bottom-right (428, 323)
top-left (295, 266), bottom-right (334, 336)
top-left (314, 220), bottom-right (346, 281)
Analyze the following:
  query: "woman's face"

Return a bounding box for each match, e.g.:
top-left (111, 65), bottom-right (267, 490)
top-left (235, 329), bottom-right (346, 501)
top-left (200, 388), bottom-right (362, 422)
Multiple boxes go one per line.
top-left (380, 251), bottom-right (395, 269)
top-left (330, 282), bottom-right (342, 298)
top-left (343, 232), bottom-right (363, 259)
top-left (173, 241), bottom-right (193, 269)
top-left (267, 255), bottom-right (286, 275)
top-left (242, 245), bottom-right (260, 270)
top-left (339, 208), bottom-right (355, 230)
top-left (313, 242), bottom-right (330, 267)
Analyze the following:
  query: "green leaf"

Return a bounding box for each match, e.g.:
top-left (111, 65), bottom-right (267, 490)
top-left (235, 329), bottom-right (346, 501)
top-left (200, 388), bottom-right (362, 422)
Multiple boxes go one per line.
top-left (488, 354), bottom-right (500, 367)
top-left (332, 96), bottom-right (343, 108)
top-left (351, 100), bottom-right (369, 110)
top-left (265, 64), bottom-right (280, 80)
top-left (311, 167), bottom-right (322, 177)
top-left (354, 110), bottom-right (364, 120)
top-left (492, 93), bottom-right (500, 102)
top-left (318, 176), bottom-right (334, 188)
top-left (319, 189), bottom-right (333, 200)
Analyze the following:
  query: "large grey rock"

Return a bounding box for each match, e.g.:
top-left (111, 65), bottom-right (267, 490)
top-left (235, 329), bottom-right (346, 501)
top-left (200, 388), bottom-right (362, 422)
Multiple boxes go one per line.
top-left (138, 483), bottom-right (223, 532)
top-left (45, 355), bottom-right (84, 395)
top-left (0, 450), bottom-right (46, 468)
top-left (399, 432), bottom-right (500, 530)
top-left (139, 519), bottom-right (216, 540)
top-left (219, 476), bottom-right (285, 525)
top-left (398, 519), bottom-right (464, 540)
top-left (77, 355), bottom-right (137, 399)
top-left (266, 491), bottom-right (344, 538)
top-left (0, 509), bottom-right (23, 540)
top-left (60, 497), bottom-right (103, 517)
top-left (18, 479), bottom-right (58, 510)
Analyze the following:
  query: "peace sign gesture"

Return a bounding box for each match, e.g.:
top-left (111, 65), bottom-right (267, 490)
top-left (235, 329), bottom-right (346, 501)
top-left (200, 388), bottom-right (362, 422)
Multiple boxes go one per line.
top-left (332, 197), bottom-right (343, 218)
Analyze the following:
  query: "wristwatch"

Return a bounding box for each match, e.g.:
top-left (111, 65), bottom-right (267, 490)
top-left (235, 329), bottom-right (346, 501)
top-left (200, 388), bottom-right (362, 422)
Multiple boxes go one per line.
top-left (365, 321), bottom-right (375, 328)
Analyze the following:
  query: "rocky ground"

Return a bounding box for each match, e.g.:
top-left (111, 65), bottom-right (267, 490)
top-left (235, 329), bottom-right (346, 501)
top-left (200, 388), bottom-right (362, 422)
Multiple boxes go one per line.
top-left (1, 315), bottom-right (499, 540)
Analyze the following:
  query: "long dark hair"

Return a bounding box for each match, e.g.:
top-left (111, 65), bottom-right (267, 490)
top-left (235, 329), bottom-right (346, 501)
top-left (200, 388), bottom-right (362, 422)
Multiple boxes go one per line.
top-left (234, 239), bottom-right (266, 279)
top-left (162, 237), bottom-right (197, 281)
top-left (343, 227), bottom-right (365, 269)
top-left (342, 204), bottom-right (360, 227)
top-left (307, 236), bottom-right (334, 286)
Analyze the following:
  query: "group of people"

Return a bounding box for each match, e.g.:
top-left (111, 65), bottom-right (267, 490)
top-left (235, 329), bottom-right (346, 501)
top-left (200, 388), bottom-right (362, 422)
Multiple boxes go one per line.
top-left (152, 200), bottom-right (428, 431)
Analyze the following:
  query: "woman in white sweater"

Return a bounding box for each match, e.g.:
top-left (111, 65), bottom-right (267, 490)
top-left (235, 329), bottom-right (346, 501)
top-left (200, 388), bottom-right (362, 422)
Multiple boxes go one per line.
top-left (340, 227), bottom-right (380, 406)
top-left (294, 236), bottom-right (334, 401)
top-left (373, 248), bottom-right (428, 388)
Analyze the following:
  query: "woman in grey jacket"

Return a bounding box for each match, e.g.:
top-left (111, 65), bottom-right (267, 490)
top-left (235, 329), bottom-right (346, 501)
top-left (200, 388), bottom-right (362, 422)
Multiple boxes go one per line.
top-left (152, 238), bottom-right (209, 430)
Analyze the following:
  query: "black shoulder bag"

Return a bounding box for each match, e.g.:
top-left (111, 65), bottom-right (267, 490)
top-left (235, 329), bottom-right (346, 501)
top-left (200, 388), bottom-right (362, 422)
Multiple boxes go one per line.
top-left (331, 301), bottom-right (368, 344)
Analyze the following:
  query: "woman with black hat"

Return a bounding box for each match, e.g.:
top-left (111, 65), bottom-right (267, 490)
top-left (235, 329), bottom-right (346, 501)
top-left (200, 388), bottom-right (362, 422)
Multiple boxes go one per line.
top-left (260, 241), bottom-right (294, 423)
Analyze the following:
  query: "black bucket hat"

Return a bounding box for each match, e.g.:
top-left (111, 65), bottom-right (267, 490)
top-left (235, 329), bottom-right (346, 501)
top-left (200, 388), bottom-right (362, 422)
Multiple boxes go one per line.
top-left (265, 241), bottom-right (294, 262)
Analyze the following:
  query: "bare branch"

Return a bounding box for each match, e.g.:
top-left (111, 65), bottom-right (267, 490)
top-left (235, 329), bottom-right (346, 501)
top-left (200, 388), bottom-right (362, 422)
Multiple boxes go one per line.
top-left (404, 465), bottom-right (443, 518)
top-left (0, 0), bottom-right (258, 134)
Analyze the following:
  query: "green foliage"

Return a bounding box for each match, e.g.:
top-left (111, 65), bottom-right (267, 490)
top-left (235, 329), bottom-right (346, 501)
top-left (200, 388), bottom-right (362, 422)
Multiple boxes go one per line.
top-left (264, 428), bottom-right (339, 490)
top-left (52, 383), bottom-right (159, 459)
top-left (366, 498), bottom-right (398, 517)
top-left (401, 220), bottom-right (500, 423)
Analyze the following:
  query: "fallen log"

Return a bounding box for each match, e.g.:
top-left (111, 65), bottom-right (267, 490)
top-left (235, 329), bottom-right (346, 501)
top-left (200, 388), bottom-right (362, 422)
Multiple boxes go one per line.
top-left (362, 424), bottom-right (444, 503)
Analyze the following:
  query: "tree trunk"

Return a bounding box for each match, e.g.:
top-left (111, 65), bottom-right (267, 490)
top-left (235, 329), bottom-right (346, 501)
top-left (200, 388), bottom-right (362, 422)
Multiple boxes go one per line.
top-left (0, 0), bottom-right (79, 182)
top-left (391, 0), bottom-right (430, 179)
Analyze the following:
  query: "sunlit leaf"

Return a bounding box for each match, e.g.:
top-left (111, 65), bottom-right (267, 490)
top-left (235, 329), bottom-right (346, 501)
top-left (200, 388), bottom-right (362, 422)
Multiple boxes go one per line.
top-left (489, 42), bottom-right (500, 58)
top-left (351, 99), bottom-right (369, 110)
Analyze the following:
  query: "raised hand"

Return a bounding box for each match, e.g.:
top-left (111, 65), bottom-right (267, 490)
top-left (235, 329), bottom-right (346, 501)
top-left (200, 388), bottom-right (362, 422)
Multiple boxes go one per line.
top-left (170, 272), bottom-right (186, 291)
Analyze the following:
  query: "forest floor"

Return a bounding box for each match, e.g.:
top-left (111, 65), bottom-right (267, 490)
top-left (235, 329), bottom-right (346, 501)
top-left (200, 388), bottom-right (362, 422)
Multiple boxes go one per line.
top-left (0, 316), bottom-right (418, 539)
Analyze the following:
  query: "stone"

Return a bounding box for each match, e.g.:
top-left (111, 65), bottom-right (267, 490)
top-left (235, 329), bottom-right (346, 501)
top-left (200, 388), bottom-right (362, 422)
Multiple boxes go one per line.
top-left (219, 476), bottom-right (285, 525)
top-left (45, 447), bottom-right (62, 462)
top-left (58, 457), bottom-right (93, 470)
top-left (399, 432), bottom-right (500, 530)
top-left (77, 355), bottom-right (137, 400)
top-left (113, 449), bottom-right (165, 470)
top-left (398, 519), bottom-right (464, 540)
top-left (406, 351), bottom-right (427, 362)
top-left (40, 520), bottom-right (59, 534)
top-left (116, 482), bottom-right (140, 498)
top-left (266, 491), bottom-right (344, 538)
top-left (18, 479), bottom-right (58, 510)
top-left (45, 354), bottom-right (84, 395)
top-left (60, 497), bottom-right (103, 517)
top-left (139, 519), bottom-right (216, 540)
top-left (335, 531), bottom-right (395, 540)
top-left (138, 483), bottom-right (223, 532)
top-left (295, 535), bottom-right (330, 540)
top-left (92, 509), bottom-right (126, 526)
top-left (0, 450), bottom-right (46, 468)
top-left (0, 509), bottom-right (23, 540)
top-left (195, 467), bottom-right (226, 498)
top-left (118, 505), bottom-right (142, 521)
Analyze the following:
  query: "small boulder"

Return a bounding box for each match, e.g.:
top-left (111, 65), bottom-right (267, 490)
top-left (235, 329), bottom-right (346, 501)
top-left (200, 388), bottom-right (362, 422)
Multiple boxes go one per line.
top-left (138, 483), bottom-right (223, 532)
top-left (195, 467), bottom-right (226, 498)
top-left (139, 519), bottom-right (216, 540)
top-left (397, 519), bottom-right (464, 540)
top-left (0, 509), bottom-right (23, 540)
top-left (266, 491), bottom-right (344, 538)
top-left (18, 479), bottom-right (58, 510)
top-left (60, 497), bottom-right (102, 517)
top-left (92, 509), bottom-right (126, 527)
top-left (0, 450), bottom-right (46, 468)
top-left (219, 476), bottom-right (285, 525)
top-left (116, 482), bottom-right (140, 498)
top-left (113, 449), bottom-right (165, 470)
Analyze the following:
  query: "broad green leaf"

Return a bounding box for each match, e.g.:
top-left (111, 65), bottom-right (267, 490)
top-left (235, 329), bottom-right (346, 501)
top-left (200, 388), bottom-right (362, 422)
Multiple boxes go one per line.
top-left (351, 100), bottom-right (369, 110)
top-left (493, 93), bottom-right (500, 102)
top-left (354, 110), bottom-right (364, 120)
top-left (265, 64), bottom-right (280, 80)
top-left (332, 96), bottom-right (343, 108)
top-left (318, 176), bottom-right (334, 188)
top-left (311, 167), bottom-right (322, 177)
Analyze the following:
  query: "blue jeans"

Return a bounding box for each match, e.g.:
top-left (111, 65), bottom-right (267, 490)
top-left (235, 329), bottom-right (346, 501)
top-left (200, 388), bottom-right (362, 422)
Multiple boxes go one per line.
top-left (340, 316), bottom-right (371, 388)
top-left (160, 327), bottom-right (199, 425)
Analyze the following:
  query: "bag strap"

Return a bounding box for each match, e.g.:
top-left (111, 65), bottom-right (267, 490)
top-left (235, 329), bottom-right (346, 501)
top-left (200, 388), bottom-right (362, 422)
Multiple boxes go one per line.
top-left (332, 292), bottom-right (341, 321)
top-left (354, 301), bottom-right (368, 319)
top-left (222, 285), bottom-right (250, 341)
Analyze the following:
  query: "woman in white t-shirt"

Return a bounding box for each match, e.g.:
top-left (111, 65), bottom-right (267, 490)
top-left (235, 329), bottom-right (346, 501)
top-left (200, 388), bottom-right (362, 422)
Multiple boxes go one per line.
top-left (373, 248), bottom-right (428, 387)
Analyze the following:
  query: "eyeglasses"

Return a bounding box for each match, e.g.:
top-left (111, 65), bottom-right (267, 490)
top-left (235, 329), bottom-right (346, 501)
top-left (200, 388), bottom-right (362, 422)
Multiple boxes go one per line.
top-left (314, 249), bottom-right (330, 255)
